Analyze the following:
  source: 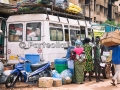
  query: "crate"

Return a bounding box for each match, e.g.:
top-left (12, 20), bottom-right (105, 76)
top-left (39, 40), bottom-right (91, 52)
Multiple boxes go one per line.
top-left (25, 54), bottom-right (40, 72)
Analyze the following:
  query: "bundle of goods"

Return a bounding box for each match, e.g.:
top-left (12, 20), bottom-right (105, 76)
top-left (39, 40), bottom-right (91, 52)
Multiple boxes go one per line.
top-left (18, 6), bottom-right (46, 12)
top-left (36, 0), bottom-right (51, 4)
top-left (52, 69), bottom-right (72, 85)
top-left (38, 77), bottom-right (62, 88)
top-left (53, 78), bottom-right (62, 87)
top-left (55, 0), bottom-right (69, 9)
top-left (100, 30), bottom-right (120, 47)
top-left (66, 3), bottom-right (82, 14)
top-left (61, 69), bottom-right (72, 84)
top-left (38, 77), bottom-right (53, 88)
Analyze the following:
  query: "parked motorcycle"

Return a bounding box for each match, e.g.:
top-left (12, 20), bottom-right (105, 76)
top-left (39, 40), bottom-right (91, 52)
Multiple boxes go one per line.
top-left (5, 55), bottom-right (52, 88)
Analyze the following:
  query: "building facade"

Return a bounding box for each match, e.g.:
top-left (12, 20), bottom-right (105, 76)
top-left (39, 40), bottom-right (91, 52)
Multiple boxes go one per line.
top-left (114, 0), bottom-right (120, 23)
top-left (78, 0), bottom-right (119, 23)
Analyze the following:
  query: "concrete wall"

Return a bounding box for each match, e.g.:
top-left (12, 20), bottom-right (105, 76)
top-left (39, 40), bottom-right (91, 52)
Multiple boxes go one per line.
top-left (114, 0), bottom-right (120, 12)
top-left (78, 0), bottom-right (119, 23)
top-left (83, 0), bottom-right (108, 23)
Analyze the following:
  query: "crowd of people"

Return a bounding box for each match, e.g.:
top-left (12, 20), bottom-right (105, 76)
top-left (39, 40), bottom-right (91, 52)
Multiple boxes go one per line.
top-left (66, 35), bottom-right (120, 85)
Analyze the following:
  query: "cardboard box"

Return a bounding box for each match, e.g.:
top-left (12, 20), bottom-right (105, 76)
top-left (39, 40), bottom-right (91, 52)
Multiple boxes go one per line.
top-left (38, 77), bottom-right (53, 88)
top-left (53, 78), bottom-right (62, 87)
top-left (101, 32), bottom-right (120, 47)
top-left (13, 35), bottom-right (19, 41)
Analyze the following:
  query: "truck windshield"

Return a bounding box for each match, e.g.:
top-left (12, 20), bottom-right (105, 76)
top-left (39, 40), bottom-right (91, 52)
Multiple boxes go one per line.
top-left (70, 30), bottom-right (80, 41)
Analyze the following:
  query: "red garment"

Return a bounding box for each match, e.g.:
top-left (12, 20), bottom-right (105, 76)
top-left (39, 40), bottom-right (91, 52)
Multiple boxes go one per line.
top-left (73, 47), bottom-right (84, 55)
top-left (70, 53), bottom-right (76, 60)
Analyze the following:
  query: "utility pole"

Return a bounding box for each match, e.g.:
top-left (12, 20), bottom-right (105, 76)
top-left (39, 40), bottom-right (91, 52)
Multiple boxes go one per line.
top-left (89, 0), bottom-right (91, 24)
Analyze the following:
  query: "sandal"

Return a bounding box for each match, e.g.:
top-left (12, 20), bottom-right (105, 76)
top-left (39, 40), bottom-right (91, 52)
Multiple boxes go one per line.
top-left (111, 82), bottom-right (116, 86)
top-left (99, 79), bottom-right (104, 82)
top-left (80, 82), bottom-right (84, 84)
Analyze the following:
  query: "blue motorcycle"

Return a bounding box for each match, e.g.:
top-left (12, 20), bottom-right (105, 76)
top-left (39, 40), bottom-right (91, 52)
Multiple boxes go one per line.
top-left (5, 55), bottom-right (51, 88)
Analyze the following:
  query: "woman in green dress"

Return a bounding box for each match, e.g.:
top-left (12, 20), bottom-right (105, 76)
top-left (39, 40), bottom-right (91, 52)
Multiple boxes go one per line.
top-left (83, 38), bottom-right (93, 81)
top-left (71, 41), bottom-right (85, 84)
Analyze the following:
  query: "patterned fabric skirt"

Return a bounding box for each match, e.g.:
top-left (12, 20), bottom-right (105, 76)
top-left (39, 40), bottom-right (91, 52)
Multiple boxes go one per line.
top-left (73, 60), bottom-right (85, 83)
top-left (85, 59), bottom-right (93, 71)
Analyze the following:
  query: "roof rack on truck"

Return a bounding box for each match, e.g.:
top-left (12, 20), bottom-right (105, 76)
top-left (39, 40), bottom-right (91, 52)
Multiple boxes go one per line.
top-left (12, 2), bottom-right (84, 20)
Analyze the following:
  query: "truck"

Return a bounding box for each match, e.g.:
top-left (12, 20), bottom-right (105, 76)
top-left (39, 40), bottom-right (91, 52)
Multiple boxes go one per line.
top-left (1, 4), bottom-right (114, 79)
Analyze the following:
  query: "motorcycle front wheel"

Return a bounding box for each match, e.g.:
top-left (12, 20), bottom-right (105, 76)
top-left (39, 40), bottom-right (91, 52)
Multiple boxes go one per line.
top-left (5, 73), bottom-right (19, 88)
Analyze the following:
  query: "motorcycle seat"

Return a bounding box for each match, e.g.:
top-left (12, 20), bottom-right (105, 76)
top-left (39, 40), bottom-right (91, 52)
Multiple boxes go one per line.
top-left (30, 63), bottom-right (48, 71)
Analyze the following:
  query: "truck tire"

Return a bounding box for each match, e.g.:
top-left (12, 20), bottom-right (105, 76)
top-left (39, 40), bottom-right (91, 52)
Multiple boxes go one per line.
top-left (111, 64), bottom-right (115, 76)
top-left (102, 65), bottom-right (111, 79)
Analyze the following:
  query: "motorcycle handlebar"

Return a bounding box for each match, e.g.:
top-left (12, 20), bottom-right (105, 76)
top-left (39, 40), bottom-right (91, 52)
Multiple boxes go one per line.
top-left (17, 55), bottom-right (32, 63)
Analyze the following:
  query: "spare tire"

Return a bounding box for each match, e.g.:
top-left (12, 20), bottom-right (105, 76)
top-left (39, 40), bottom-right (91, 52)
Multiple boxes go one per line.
top-left (102, 64), bottom-right (111, 79)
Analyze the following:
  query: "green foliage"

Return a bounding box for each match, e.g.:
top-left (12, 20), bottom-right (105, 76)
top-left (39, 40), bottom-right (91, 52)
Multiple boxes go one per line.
top-left (103, 20), bottom-right (116, 26)
top-left (106, 20), bottom-right (115, 25)
top-left (117, 23), bottom-right (120, 27)
top-left (103, 20), bottom-right (120, 28)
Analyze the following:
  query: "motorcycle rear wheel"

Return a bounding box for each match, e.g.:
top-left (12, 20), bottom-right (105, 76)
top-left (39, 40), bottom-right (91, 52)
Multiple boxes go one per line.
top-left (5, 73), bottom-right (18, 88)
top-left (43, 70), bottom-right (52, 77)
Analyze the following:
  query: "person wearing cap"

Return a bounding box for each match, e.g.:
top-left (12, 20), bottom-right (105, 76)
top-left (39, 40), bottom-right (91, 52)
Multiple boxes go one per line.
top-left (71, 41), bottom-right (85, 84)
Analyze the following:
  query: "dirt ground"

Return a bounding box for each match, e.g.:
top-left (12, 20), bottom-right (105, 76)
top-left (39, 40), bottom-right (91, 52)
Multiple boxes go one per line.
top-left (0, 76), bottom-right (120, 90)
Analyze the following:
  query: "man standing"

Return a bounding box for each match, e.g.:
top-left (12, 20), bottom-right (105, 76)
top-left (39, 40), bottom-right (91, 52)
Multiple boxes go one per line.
top-left (66, 40), bottom-right (75, 74)
top-left (109, 45), bottom-right (120, 86)
top-left (75, 35), bottom-right (83, 46)
top-left (93, 36), bottom-right (104, 82)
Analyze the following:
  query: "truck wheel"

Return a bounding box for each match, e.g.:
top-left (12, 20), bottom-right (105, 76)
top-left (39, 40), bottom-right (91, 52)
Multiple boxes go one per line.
top-left (102, 65), bottom-right (111, 79)
top-left (111, 64), bottom-right (115, 76)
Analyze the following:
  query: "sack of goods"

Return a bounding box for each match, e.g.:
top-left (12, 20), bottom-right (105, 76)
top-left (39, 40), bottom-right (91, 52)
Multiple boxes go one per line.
top-left (100, 30), bottom-right (120, 47)
top-left (76, 54), bottom-right (85, 62)
top-left (38, 77), bottom-right (53, 88)
top-left (66, 3), bottom-right (82, 14)
top-left (55, 0), bottom-right (69, 9)
top-left (37, 0), bottom-right (51, 4)
top-left (60, 69), bottom-right (72, 84)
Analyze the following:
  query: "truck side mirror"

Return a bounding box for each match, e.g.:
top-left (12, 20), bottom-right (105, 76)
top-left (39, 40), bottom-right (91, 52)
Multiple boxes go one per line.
top-left (92, 37), bottom-right (94, 43)
top-left (0, 30), bottom-right (3, 34)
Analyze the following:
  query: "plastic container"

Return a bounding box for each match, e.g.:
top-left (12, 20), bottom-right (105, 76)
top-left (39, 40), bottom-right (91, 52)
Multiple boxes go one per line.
top-left (25, 54), bottom-right (40, 72)
top-left (54, 58), bottom-right (68, 73)
top-left (55, 65), bottom-right (68, 73)
top-left (54, 58), bottom-right (68, 65)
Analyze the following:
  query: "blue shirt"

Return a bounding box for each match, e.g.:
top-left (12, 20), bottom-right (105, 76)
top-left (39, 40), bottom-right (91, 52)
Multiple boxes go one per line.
top-left (66, 46), bottom-right (74, 59)
top-left (109, 45), bottom-right (120, 64)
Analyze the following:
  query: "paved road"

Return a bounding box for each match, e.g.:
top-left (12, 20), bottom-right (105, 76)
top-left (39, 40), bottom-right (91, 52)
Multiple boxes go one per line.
top-left (0, 76), bottom-right (120, 90)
